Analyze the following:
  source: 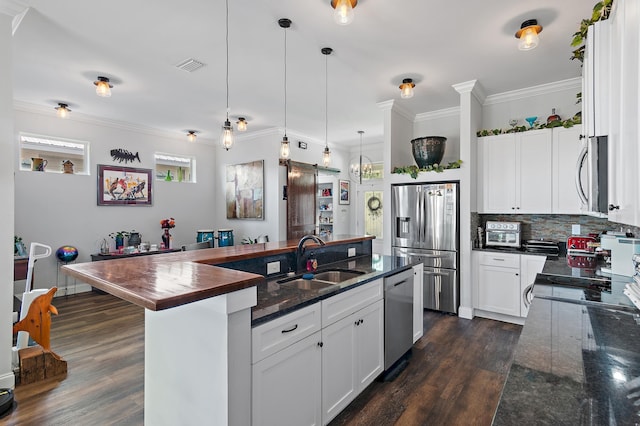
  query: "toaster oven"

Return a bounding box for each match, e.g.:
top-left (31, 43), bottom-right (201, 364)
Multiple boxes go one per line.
top-left (485, 221), bottom-right (521, 248)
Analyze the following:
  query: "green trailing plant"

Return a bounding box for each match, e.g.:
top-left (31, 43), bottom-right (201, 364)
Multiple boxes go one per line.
top-left (476, 114), bottom-right (581, 137)
top-left (570, 0), bottom-right (614, 63)
top-left (392, 160), bottom-right (463, 179)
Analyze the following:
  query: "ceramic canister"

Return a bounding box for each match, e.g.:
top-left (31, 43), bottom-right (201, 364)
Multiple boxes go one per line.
top-left (197, 230), bottom-right (214, 244)
top-left (218, 229), bottom-right (234, 247)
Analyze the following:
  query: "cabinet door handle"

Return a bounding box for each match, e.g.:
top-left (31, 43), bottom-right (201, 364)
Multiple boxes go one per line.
top-left (281, 324), bottom-right (298, 333)
top-left (515, 273), bottom-right (519, 276)
top-left (492, 258), bottom-right (505, 261)
top-left (317, 341), bottom-right (323, 348)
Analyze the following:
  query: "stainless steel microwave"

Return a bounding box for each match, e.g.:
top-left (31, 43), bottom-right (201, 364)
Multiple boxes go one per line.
top-left (485, 221), bottom-right (521, 248)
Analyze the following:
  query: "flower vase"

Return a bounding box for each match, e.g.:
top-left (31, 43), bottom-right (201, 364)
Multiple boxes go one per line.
top-left (115, 235), bottom-right (124, 250)
top-left (162, 228), bottom-right (171, 249)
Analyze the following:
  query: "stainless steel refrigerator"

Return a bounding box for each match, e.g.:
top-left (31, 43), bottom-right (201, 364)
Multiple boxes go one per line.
top-left (392, 182), bottom-right (459, 314)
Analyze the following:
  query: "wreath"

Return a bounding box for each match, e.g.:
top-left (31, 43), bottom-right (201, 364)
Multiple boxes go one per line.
top-left (367, 196), bottom-right (382, 217)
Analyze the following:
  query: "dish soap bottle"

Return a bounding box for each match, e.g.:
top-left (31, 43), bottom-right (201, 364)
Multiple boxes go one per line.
top-left (547, 108), bottom-right (561, 124)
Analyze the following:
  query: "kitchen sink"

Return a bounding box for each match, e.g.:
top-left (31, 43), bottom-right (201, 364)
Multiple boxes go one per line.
top-left (279, 278), bottom-right (337, 291)
top-left (312, 270), bottom-right (364, 283)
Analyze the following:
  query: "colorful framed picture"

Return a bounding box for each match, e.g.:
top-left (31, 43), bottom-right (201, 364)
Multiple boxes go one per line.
top-left (97, 165), bottom-right (153, 206)
top-left (226, 160), bottom-right (264, 219)
top-left (339, 179), bottom-right (350, 205)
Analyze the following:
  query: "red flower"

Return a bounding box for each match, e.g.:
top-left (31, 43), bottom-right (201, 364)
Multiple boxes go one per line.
top-left (160, 217), bottom-right (175, 229)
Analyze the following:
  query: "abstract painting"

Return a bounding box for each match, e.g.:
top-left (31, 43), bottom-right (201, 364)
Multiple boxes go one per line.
top-left (226, 160), bottom-right (264, 219)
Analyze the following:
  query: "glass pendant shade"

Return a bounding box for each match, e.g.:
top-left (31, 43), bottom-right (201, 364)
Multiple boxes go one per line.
top-left (280, 135), bottom-right (290, 159)
top-left (399, 79), bottom-right (415, 99)
top-left (518, 27), bottom-right (539, 50)
top-left (94, 77), bottom-right (112, 97)
top-left (55, 103), bottom-right (70, 118)
top-left (237, 117), bottom-right (247, 131)
top-left (187, 131), bottom-right (197, 142)
top-left (333, 0), bottom-right (355, 25)
top-left (323, 146), bottom-right (331, 167)
top-left (220, 120), bottom-right (234, 150)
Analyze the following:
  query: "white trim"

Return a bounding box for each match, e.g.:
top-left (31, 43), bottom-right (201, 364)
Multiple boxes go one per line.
top-left (376, 99), bottom-right (415, 121)
top-left (457, 305), bottom-right (474, 320)
top-left (0, 0), bottom-right (26, 17)
top-left (0, 371), bottom-right (14, 389)
top-left (415, 106), bottom-right (460, 122)
top-left (483, 77), bottom-right (581, 106)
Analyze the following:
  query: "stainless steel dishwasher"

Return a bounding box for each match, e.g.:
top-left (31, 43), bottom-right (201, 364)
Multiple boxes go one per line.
top-left (384, 267), bottom-right (414, 370)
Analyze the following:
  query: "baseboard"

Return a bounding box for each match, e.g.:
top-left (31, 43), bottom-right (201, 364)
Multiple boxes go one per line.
top-left (53, 283), bottom-right (92, 297)
top-left (458, 305), bottom-right (474, 320)
top-left (474, 309), bottom-right (525, 326)
top-left (0, 371), bottom-right (15, 390)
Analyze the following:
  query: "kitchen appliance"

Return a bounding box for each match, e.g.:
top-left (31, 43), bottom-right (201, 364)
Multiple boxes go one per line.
top-left (485, 221), bottom-right (521, 248)
top-left (522, 239), bottom-right (559, 256)
top-left (576, 135), bottom-right (608, 215)
top-left (601, 235), bottom-right (640, 277)
top-left (567, 235), bottom-right (597, 253)
top-left (392, 182), bottom-right (459, 314)
top-left (384, 267), bottom-right (414, 371)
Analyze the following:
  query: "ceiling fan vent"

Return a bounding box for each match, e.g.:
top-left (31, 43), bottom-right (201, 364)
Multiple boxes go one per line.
top-left (175, 58), bottom-right (206, 72)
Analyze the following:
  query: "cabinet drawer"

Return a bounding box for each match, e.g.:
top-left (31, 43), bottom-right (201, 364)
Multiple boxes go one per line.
top-left (322, 279), bottom-right (383, 327)
top-left (252, 302), bottom-right (321, 363)
top-left (478, 252), bottom-right (520, 268)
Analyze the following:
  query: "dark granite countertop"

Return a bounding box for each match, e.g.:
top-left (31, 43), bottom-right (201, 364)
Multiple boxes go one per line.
top-left (493, 258), bottom-right (640, 424)
top-left (252, 254), bottom-right (413, 326)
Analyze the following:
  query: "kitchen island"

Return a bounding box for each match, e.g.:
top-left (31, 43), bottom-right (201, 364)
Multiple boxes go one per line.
top-left (493, 257), bottom-right (640, 424)
top-left (61, 235), bottom-right (400, 425)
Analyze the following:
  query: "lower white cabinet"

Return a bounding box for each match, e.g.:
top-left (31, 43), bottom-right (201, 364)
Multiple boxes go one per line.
top-left (473, 251), bottom-right (546, 322)
top-left (322, 299), bottom-right (384, 424)
top-left (252, 332), bottom-right (322, 426)
top-left (413, 263), bottom-right (424, 343)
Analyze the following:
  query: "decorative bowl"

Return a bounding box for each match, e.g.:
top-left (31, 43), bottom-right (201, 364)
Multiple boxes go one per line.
top-left (410, 136), bottom-right (447, 168)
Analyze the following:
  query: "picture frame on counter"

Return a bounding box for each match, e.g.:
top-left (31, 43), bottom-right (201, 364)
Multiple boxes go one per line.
top-left (97, 164), bottom-right (153, 206)
top-left (339, 179), bottom-right (350, 205)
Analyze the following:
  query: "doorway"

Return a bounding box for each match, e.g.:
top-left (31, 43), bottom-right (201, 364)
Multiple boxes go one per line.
top-left (356, 182), bottom-right (384, 254)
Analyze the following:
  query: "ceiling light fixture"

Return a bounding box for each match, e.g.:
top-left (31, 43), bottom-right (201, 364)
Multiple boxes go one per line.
top-left (331, 0), bottom-right (357, 25)
top-left (94, 76), bottom-right (113, 98)
top-left (349, 130), bottom-right (373, 184)
top-left (322, 47), bottom-right (333, 167)
top-left (399, 78), bottom-right (415, 99)
top-left (515, 19), bottom-right (543, 51)
top-left (279, 18), bottom-right (292, 160)
top-left (187, 131), bottom-right (198, 142)
top-left (55, 103), bottom-right (71, 119)
top-left (236, 117), bottom-right (248, 132)
top-left (220, 0), bottom-right (235, 150)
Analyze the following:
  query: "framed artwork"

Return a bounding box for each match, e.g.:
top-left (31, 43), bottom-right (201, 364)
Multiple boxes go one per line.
top-left (339, 179), bottom-right (350, 205)
top-left (97, 164), bottom-right (153, 206)
top-left (226, 160), bottom-right (264, 219)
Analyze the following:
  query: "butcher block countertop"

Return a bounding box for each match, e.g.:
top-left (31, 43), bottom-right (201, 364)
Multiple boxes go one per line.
top-left (61, 235), bottom-right (374, 311)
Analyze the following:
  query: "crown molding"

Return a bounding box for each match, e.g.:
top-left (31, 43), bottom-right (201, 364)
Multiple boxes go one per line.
top-left (415, 106), bottom-right (460, 122)
top-left (0, 0), bottom-right (26, 17)
top-left (452, 80), bottom-right (486, 105)
top-left (483, 77), bottom-right (581, 106)
top-left (376, 99), bottom-right (415, 122)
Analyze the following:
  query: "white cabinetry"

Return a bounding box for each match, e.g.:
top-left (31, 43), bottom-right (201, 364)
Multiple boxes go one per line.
top-left (552, 127), bottom-right (585, 214)
top-left (473, 251), bottom-right (546, 323)
top-left (413, 263), bottom-right (424, 343)
top-left (478, 129), bottom-right (552, 214)
top-left (321, 280), bottom-right (383, 424)
top-left (583, 20), bottom-right (611, 138)
top-left (252, 304), bottom-right (323, 426)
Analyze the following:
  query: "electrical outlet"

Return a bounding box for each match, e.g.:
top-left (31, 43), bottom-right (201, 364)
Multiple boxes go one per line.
top-left (572, 224), bottom-right (581, 235)
top-left (348, 247), bottom-right (356, 257)
top-left (348, 260), bottom-right (356, 269)
top-left (267, 261), bottom-right (280, 275)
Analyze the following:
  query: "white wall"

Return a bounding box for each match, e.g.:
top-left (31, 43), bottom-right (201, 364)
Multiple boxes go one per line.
top-left (414, 108), bottom-right (461, 165)
top-left (0, 11), bottom-right (16, 389)
top-left (214, 128), bottom-right (354, 243)
top-left (14, 107), bottom-right (217, 294)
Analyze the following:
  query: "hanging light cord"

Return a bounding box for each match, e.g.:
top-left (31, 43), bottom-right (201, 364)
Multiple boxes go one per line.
top-left (283, 26), bottom-right (287, 136)
top-left (325, 52), bottom-right (328, 149)
top-left (225, 0), bottom-right (230, 120)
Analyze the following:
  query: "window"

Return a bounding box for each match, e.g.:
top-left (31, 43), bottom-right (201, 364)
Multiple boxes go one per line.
top-left (19, 133), bottom-right (90, 174)
top-left (154, 152), bottom-right (195, 182)
top-left (363, 162), bottom-right (384, 181)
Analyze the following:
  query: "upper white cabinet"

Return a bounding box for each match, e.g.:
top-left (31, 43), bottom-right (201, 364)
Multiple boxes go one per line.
top-left (478, 129), bottom-right (552, 214)
top-left (607, 0), bottom-right (640, 226)
top-left (583, 20), bottom-right (611, 138)
top-left (552, 127), bottom-right (586, 214)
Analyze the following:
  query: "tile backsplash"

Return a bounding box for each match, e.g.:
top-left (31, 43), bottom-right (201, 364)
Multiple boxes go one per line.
top-left (476, 214), bottom-right (640, 244)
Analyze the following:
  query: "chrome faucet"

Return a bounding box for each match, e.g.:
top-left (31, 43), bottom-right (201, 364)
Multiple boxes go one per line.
top-left (296, 235), bottom-right (325, 271)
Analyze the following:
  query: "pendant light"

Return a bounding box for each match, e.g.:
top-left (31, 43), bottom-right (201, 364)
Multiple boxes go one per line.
top-left (322, 47), bottom-right (333, 167)
top-left (279, 18), bottom-right (292, 160)
top-left (515, 19), bottom-right (543, 51)
top-left (220, 0), bottom-right (234, 150)
top-left (236, 117), bottom-right (248, 131)
top-left (55, 103), bottom-right (71, 118)
top-left (93, 76), bottom-right (112, 97)
top-left (399, 78), bottom-right (415, 99)
top-left (331, 0), bottom-right (357, 25)
top-left (349, 130), bottom-right (373, 184)
top-left (187, 130), bottom-right (198, 142)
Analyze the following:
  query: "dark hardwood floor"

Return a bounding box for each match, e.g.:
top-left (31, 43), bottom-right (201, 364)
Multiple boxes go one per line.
top-left (5, 293), bottom-right (521, 425)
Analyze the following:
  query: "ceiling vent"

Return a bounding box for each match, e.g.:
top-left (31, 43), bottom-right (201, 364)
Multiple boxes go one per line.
top-left (175, 58), bottom-right (206, 72)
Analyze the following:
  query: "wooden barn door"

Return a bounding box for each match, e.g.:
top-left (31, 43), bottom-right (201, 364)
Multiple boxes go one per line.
top-left (287, 161), bottom-right (317, 240)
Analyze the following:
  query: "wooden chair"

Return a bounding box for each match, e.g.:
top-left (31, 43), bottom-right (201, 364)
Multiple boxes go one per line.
top-left (181, 241), bottom-right (212, 251)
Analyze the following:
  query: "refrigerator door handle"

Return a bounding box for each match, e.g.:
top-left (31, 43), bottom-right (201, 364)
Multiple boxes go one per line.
top-left (425, 271), bottom-right (448, 277)
top-left (418, 187), bottom-right (425, 243)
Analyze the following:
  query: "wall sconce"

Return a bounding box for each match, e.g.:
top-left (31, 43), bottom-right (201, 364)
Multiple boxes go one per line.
top-left (331, 0), bottom-right (357, 25)
top-left (55, 103), bottom-right (71, 118)
top-left (93, 76), bottom-right (113, 97)
top-left (187, 131), bottom-right (198, 142)
top-left (515, 19), bottom-right (542, 51)
top-left (399, 78), bottom-right (415, 99)
top-left (236, 117), bottom-right (248, 132)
